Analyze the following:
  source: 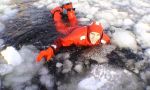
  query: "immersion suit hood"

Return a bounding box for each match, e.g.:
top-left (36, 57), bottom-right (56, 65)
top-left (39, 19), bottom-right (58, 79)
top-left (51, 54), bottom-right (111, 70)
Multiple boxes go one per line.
top-left (88, 21), bottom-right (103, 36)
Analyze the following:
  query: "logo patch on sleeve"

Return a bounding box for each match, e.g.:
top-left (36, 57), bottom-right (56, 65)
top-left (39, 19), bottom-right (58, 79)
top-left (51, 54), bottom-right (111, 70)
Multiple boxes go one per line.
top-left (80, 36), bottom-right (86, 40)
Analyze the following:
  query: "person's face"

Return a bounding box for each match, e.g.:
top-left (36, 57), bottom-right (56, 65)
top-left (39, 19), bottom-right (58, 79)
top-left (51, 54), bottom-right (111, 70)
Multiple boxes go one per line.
top-left (89, 32), bottom-right (100, 44)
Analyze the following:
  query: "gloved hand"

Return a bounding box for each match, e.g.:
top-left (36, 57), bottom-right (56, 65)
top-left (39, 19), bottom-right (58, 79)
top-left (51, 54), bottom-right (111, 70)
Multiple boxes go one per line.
top-left (50, 6), bottom-right (63, 15)
top-left (36, 47), bottom-right (54, 62)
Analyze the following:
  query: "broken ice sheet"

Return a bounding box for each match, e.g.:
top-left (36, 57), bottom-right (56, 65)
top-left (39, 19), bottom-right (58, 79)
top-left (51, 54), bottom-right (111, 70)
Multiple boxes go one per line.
top-left (80, 45), bottom-right (116, 63)
top-left (77, 64), bottom-right (145, 90)
top-left (1, 46), bottom-right (23, 66)
top-left (0, 64), bottom-right (13, 76)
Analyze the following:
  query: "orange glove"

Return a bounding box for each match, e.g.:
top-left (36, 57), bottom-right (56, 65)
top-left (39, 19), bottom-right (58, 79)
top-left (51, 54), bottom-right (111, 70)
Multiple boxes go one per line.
top-left (36, 47), bottom-right (54, 62)
top-left (50, 6), bottom-right (63, 15)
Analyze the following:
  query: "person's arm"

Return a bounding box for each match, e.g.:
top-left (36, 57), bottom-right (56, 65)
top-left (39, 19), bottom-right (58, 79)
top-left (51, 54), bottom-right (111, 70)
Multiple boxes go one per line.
top-left (50, 36), bottom-right (74, 52)
top-left (36, 36), bottom-right (73, 62)
top-left (101, 33), bottom-right (111, 44)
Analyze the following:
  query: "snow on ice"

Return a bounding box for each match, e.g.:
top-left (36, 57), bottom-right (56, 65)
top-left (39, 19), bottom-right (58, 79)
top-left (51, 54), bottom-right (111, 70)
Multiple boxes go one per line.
top-left (38, 67), bottom-right (54, 89)
top-left (1, 46), bottom-right (23, 66)
top-left (0, 39), bottom-right (4, 47)
top-left (77, 64), bottom-right (144, 90)
top-left (134, 15), bottom-right (150, 48)
top-left (0, 0), bottom-right (18, 21)
top-left (0, 22), bottom-right (5, 32)
top-left (111, 28), bottom-right (138, 51)
top-left (0, 64), bottom-right (13, 76)
top-left (145, 49), bottom-right (150, 58)
top-left (0, 45), bottom-right (54, 90)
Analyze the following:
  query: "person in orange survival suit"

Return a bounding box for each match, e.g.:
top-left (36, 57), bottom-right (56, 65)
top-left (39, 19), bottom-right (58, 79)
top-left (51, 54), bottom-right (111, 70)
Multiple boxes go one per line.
top-left (36, 2), bottom-right (110, 62)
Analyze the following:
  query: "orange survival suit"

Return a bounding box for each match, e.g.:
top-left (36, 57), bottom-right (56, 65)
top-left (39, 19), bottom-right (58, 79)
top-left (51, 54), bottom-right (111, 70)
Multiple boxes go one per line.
top-left (36, 3), bottom-right (110, 62)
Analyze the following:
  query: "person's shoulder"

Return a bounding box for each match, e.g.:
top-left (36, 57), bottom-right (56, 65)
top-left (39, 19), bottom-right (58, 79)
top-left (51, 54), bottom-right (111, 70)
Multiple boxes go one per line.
top-left (74, 26), bottom-right (88, 32)
top-left (69, 26), bottom-right (88, 36)
top-left (79, 25), bottom-right (88, 29)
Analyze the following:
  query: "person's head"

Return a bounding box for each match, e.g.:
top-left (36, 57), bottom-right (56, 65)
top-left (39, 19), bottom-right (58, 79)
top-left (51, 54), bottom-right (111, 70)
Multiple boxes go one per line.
top-left (88, 21), bottom-right (103, 44)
